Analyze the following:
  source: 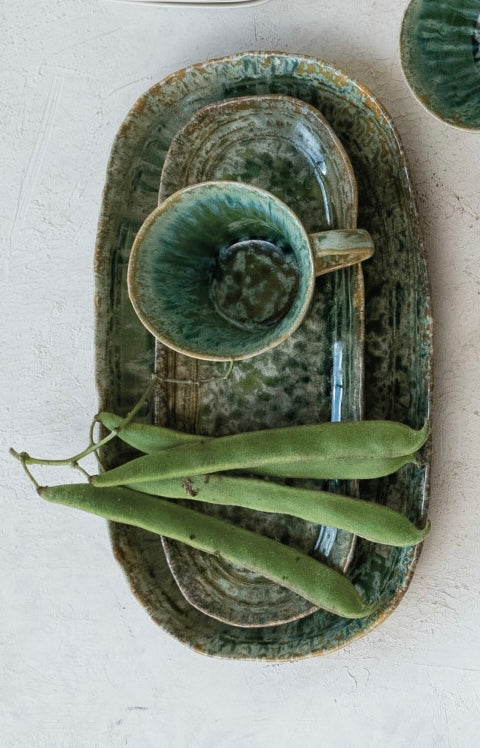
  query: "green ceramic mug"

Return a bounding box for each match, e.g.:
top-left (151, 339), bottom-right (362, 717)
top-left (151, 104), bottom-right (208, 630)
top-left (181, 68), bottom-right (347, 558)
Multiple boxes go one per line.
top-left (127, 181), bottom-right (374, 361)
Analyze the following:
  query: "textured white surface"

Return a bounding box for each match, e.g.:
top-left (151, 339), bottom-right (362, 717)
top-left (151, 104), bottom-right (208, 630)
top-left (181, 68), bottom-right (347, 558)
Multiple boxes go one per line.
top-left (1, 0), bottom-right (480, 745)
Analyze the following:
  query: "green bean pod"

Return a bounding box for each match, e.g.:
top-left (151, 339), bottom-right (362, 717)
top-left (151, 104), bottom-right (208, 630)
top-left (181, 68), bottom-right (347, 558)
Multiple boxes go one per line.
top-left (39, 483), bottom-right (376, 619)
top-left (97, 412), bottom-right (417, 480)
top-left (131, 474), bottom-right (430, 547)
top-left (91, 420), bottom-right (428, 487)
top-left (97, 412), bottom-right (205, 453)
top-left (97, 412), bottom-right (418, 481)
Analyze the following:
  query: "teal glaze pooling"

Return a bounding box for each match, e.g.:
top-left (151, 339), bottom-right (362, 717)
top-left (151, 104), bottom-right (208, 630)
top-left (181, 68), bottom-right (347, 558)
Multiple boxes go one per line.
top-left (95, 52), bottom-right (432, 659)
top-left (209, 239), bottom-right (300, 331)
top-left (128, 182), bottom-right (313, 361)
top-left (155, 98), bottom-right (361, 626)
top-left (401, 0), bottom-right (480, 129)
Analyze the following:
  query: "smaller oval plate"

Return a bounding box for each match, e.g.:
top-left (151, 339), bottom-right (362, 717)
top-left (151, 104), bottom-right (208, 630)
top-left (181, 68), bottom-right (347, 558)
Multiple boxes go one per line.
top-left (160, 95), bottom-right (356, 229)
top-left (156, 95), bottom-right (361, 628)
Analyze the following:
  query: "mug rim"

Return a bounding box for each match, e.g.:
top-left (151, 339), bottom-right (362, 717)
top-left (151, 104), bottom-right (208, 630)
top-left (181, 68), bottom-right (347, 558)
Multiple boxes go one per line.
top-left (127, 180), bottom-right (316, 362)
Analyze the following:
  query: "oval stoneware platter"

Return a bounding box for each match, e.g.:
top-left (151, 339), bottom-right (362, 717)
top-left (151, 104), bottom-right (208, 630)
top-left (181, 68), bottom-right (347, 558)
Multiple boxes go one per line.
top-left (94, 52), bottom-right (432, 660)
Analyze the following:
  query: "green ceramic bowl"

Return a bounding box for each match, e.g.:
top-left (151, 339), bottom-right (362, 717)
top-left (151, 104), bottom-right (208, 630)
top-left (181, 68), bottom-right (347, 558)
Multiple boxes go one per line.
top-left (128, 180), bottom-right (371, 363)
top-left (128, 181), bottom-right (312, 362)
top-left (128, 176), bottom-right (372, 363)
top-left (401, 0), bottom-right (480, 129)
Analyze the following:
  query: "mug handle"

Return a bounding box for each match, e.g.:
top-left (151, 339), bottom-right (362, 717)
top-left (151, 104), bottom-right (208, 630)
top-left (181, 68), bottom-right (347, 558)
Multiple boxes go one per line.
top-left (309, 229), bottom-right (374, 276)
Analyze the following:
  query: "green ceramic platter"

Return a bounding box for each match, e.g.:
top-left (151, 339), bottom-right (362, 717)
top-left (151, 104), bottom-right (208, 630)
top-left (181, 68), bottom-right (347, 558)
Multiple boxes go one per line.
top-left (95, 52), bottom-right (432, 660)
top-left (157, 94), bottom-right (361, 628)
top-left (401, 0), bottom-right (480, 130)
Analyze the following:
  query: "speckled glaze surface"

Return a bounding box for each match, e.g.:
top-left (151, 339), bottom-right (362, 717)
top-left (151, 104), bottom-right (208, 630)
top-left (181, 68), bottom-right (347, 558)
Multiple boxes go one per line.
top-left (94, 52), bottom-right (432, 660)
top-left (155, 95), bottom-right (361, 627)
top-left (401, 0), bottom-right (480, 129)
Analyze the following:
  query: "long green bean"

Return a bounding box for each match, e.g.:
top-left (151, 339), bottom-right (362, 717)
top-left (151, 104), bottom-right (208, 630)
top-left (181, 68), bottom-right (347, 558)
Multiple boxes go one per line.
top-left (96, 412), bottom-right (206, 453)
top-left (96, 412), bottom-right (417, 480)
top-left (91, 420), bottom-right (427, 487)
top-left (39, 483), bottom-right (376, 619)
top-left (131, 473), bottom-right (430, 547)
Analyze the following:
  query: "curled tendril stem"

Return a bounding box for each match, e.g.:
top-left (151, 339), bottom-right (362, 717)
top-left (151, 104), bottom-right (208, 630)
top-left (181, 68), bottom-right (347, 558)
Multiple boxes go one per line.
top-left (161, 358), bottom-right (234, 386)
top-left (9, 374), bottom-right (156, 476)
top-left (10, 361), bottom-right (235, 483)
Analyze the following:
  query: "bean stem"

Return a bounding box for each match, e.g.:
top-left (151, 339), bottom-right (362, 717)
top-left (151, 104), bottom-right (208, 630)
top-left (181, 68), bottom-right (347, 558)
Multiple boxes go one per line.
top-left (9, 375), bottom-right (156, 471)
top-left (160, 358), bottom-right (234, 386)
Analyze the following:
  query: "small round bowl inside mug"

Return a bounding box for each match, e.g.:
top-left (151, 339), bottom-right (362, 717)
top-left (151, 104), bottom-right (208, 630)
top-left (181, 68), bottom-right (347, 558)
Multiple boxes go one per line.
top-left (127, 181), bottom-right (373, 361)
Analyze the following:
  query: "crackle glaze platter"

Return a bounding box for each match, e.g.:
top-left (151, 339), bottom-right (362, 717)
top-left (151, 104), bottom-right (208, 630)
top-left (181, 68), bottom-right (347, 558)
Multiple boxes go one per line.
top-left (94, 51), bottom-right (432, 660)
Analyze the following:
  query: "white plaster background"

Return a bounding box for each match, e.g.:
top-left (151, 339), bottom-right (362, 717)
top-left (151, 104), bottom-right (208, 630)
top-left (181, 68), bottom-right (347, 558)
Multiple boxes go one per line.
top-left (1, 0), bottom-right (479, 745)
